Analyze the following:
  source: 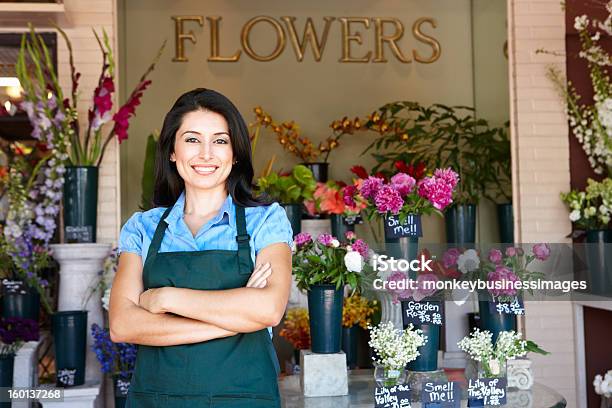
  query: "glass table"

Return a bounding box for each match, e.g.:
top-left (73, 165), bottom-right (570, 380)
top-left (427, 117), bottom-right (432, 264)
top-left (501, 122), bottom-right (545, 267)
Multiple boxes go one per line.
top-left (279, 369), bottom-right (567, 408)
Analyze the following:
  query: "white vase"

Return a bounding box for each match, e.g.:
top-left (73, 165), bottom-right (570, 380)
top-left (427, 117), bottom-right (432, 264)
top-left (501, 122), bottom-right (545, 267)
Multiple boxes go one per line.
top-left (51, 243), bottom-right (111, 386)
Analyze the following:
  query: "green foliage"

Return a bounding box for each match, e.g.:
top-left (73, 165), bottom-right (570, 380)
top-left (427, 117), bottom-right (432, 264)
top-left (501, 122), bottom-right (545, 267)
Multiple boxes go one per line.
top-left (140, 132), bottom-right (158, 211)
top-left (256, 164), bottom-right (316, 204)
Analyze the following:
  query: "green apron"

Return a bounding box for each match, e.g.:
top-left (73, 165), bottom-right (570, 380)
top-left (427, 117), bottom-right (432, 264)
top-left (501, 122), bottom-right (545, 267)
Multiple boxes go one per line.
top-left (126, 204), bottom-right (281, 407)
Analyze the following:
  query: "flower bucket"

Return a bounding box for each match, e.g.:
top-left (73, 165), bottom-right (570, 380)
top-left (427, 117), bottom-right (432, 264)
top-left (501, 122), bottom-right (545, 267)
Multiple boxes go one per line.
top-left (445, 204), bottom-right (477, 244)
top-left (478, 300), bottom-right (517, 344)
top-left (1, 279), bottom-right (40, 324)
top-left (113, 375), bottom-right (131, 408)
top-left (281, 203), bottom-right (302, 236)
top-left (63, 166), bottom-right (99, 243)
top-left (307, 284), bottom-right (343, 354)
top-left (496, 203), bottom-right (514, 244)
top-left (406, 322), bottom-right (439, 372)
top-left (301, 162), bottom-right (328, 183)
top-left (585, 230), bottom-right (612, 296)
top-left (341, 324), bottom-right (359, 369)
top-left (52, 310), bottom-right (88, 387)
top-left (331, 214), bottom-right (355, 242)
top-left (0, 354), bottom-right (15, 408)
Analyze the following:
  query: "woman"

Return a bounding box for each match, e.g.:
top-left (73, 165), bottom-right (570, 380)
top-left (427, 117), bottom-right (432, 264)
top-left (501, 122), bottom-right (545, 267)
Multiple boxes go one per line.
top-left (110, 88), bottom-right (293, 407)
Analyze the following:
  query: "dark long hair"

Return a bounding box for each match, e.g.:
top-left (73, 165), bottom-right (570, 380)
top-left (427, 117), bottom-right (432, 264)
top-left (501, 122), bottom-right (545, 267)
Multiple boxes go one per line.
top-left (153, 88), bottom-right (268, 207)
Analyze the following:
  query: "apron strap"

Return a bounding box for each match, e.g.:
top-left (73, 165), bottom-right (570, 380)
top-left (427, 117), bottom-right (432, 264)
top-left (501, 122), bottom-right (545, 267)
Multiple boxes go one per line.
top-left (144, 205), bottom-right (173, 268)
top-left (235, 205), bottom-right (254, 275)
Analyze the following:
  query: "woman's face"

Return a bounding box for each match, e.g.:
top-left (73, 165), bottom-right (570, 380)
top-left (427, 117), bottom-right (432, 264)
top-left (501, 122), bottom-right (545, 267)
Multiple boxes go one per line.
top-left (171, 109), bottom-right (234, 193)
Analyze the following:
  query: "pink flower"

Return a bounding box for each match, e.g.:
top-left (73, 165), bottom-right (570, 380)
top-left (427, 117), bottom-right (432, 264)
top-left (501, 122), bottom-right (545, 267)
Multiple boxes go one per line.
top-left (386, 271), bottom-right (411, 303)
top-left (488, 265), bottom-right (519, 297)
top-left (294, 232), bottom-right (312, 247)
top-left (442, 248), bottom-right (461, 268)
top-left (343, 185), bottom-right (358, 207)
top-left (390, 173), bottom-right (416, 196)
top-left (345, 231), bottom-right (356, 241)
top-left (317, 233), bottom-right (334, 246)
top-left (352, 239), bottom-right (369, 258)
top-left (417, 176), bottom-right (454, 211)
top-left (411, 273), bottom-right (439, 301)
top-left (488, 249), bottom-right (503, 264)
top-left (532, 243), bottom-right (550, 261)
top-left (374, 185), bottom-right (404, 214)
top-left (505, 247), bottom-right (524, 257)
top-left (359, 176), bottom-right (384, 200)
top-left (434, 168), bottom-right (459, 189)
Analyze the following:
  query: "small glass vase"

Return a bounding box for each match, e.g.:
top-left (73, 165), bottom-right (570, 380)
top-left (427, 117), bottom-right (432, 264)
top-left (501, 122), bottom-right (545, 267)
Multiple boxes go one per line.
top-left (374, 363), bottom-right (407, 387)
top-left (477, 358), bottom-right (507, 378)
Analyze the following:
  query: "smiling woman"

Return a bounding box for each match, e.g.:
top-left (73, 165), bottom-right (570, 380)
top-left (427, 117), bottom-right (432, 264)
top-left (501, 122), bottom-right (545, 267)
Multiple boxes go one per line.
top-left (109, 88), bottom-right (293, 407)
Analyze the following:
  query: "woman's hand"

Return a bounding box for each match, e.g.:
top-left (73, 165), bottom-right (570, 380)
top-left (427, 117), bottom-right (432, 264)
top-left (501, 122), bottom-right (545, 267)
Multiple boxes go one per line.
top-left (246, 262), bottom-right (272, 289)
top-left (139, 287), bottom-right (168, 314)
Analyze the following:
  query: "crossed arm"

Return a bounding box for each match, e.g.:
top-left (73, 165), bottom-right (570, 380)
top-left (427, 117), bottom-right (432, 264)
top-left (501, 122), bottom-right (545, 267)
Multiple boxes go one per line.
top-left (109, 243), bottom-right (292, 346)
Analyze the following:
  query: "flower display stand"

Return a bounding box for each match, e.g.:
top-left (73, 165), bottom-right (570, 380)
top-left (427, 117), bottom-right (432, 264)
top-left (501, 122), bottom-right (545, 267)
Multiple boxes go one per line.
top-left (299, 349), bottom-right (348, 397)
top-left (12, 337), bottom-right (44, 408)
top-left (36, 382), bottom-right (101, 408)
top-left (508, 358), bottom-right (534, 390)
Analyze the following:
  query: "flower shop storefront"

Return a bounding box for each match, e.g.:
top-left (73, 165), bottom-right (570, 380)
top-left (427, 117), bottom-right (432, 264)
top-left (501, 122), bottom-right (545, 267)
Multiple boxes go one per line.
top-left (0, 0), bottom-right (610, 407)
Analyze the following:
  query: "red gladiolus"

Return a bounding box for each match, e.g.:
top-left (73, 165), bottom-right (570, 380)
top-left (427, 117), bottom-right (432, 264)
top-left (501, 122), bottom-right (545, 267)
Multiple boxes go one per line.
top-left (112, 79), bottom-right (151, 143)
top-left (350, 165), bottom-right (369, 179)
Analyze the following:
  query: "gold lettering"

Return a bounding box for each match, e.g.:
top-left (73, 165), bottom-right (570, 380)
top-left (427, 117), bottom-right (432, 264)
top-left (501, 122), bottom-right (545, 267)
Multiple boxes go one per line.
top-left (207, 16), bottom-right (241, 62)
top-left (372, 17), bottom-right (410, 63)
top-left (412, 17), bottom-right (441, 64)
top-left (339, 17), bottom-right (371, 63)
top-left (241, 16), bottom-right (286, 62)
top-left (281, 16), bottom-right (335, 62)
top-left (171, 16), bottom-right (204, 62)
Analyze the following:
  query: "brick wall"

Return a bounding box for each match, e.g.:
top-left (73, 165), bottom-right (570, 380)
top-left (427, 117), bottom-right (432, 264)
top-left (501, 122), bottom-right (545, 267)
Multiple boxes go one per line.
top-left (507, 0), bottom-right (577, 406)
top-left (0, 0), bottom-right (121, 245)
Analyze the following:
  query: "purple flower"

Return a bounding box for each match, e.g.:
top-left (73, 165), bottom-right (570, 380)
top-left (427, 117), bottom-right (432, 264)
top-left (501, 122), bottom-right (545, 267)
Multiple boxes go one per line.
top-left (488, 265), bottom-right (519, 297)
top-left (317, 233), bottom-right (334, 246)
top-left (352, 239), bottom-right (369, 258)
top-left (532, 243), bottom-right (550, 261)
top-left (374, 185), bottom-right (404, 214)
top-left (294, 232), bottom-right (312, 248)
top-left (359, 176), bottom-right (384, 200)
top-left (390, 173), bottom-right (416, 196)
top-left (488, 249), bottom-right (503, 264)
top-left (442, 248), bottom-right (461, 268)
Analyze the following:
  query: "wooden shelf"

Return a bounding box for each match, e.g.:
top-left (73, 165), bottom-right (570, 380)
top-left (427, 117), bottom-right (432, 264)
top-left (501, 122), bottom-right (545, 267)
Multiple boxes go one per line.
top-left (0, 2), bottom-right (64, 13)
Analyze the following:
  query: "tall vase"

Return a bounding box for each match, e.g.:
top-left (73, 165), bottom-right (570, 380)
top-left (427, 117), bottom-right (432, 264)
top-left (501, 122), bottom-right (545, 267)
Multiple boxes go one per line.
top-left (113, 375), bottom-right (131, 408)
top-left (444, 204), bottom-right (477, 245)
top-left (51, 243), bottom-right (111, 385)
top-left (406, 321), bottom-right (440, 372)
top-left (331, 214), bottom-right (355, 242)
top-left (478, 300), bottom-right (517, 344)
top-left (1, 279), bottom-right (40, 325)
top-left (307, 284), bottom-right (343, 354)
top-left (301, 162), bottom-right (329, 183)
top-left (63, 166), bottom-right (99, 243)
top-left (52, 310), bottom-right (88, 387)
top-left (0, 354), bottom-right (14, 408)
top-left (497, 203), bottom-right (514, 244)
top-left (281, 203), bottom-right (302, 236)
top-left (585, 230), bottom-right (612, 296)
top-left (341, 324), bottom-right (359, 369)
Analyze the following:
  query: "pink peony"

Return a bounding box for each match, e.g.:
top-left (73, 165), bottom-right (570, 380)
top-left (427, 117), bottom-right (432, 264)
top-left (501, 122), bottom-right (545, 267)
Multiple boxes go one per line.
top-left (434, 167), bottom-right (459, 189)
top-left (442, 248), bottom-right (461, 268)
top-left (417, 176), bottom-right (454, 211)
top-left (390, 173), bottom-right (416, 196)
top-left (386, 271), bottom-right (411, 304)
top-left (352, 239), bottom-right (369, 258)
top-left (359, 176), bottom-right (384, 200)
top-left (374, 184), bottom-right (404, 214)
top-left (532, 243), bottom-right (550, 261)
top-left (294, 232), bottom-right (312, 247)
top-left (488, 265), bottom-right (519, 297)
top-left (505, 247), bottom-right (524, 257)
top-left (488, 249), bottom-right (503, 264)
top-left (317, 233), bottom-right (334, 246)
top-left (411, 273), bottom-right (440, 301)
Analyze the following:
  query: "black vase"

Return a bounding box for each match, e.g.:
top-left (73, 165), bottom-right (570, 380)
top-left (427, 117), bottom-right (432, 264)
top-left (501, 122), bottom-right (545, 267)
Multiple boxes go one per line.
top-left (52, 311), bottom-right (88, 387)
top-left (330, 214), bottom-right (355, 242)
top-left (113, 375), bottom-right (131, 408)
top-left (307, 284), bottom-right (343, 354)
top-left (63, 166), bottom-right (99, 243)
top-left (445, 204), bottom-right (477, 244)
top-left (0, 354), bottom-right (14, 408)
top-left (1, 280), bottom-right (40, 325)
top-left (585, 230), bottom-right (612, 296)
top-left (281, 203), bottom-right (302, 236)
top-left (478, 300), bottom-right (517, 344)
top-left (497, 203), bottom-right (514, 244)
top-left (301, 162), bottom-right (329, 183)
top-left (341, 325), bottom-right (359, 369)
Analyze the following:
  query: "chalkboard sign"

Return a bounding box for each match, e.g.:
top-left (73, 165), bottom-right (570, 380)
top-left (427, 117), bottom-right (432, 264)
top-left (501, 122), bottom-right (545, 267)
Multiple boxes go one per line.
top-left (488, 297), bottom-right (524, 315)
top-left (384, 214), bottom-right (422, 238)
top-left (115, 379), bottom-right (131, 396)
top-left (57, 368), bottom-right (77, 386)
top-left (422, 381), bottom-right (461, 408)
top-left (65, 226), bottom-right (93, 243)
top-left (467, 377), bottom-right (507, 406)
top-left (401, 300), bottom-right (443, 326)
top-left (374, 384), bottom-right (411, 408)
top-left (1, 279), bottom-right (27, 295)
top-left (344, 214), bottom-right (363, 226)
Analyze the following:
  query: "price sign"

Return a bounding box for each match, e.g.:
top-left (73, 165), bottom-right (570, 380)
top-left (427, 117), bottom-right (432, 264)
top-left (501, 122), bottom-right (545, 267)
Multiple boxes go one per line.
top-left (57, 368), bottom-right (77, 387)
top-left (401, 300), bottom-right (443, 326)
top-left (2, 279), bottom-right (27, 295)
top-left (489, 297), bottom-right (524, 315)
top-left (374, 384), bottom-right (411, 408)
top-left (65, 226), bottom-right (93, 243)
top-left (384, 214), bottom-right (422, 238)
top-left (467, 377), bottom-right (507, 407)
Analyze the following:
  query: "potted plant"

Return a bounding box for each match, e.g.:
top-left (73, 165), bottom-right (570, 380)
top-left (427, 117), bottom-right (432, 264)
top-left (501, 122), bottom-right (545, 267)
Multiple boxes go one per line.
top-left (279, 308), bottom-right (310, 373)
top-left (91, 324), bottom-right (137, 408)
top-left (561, 178), bottom-right (612, 295)
top-left (0, 317), bottom-right (38, 394)
top-left (342, 293), bottom-right (378, 369)
top-left (256, 164), bottom-right (316, 235)
top-left (17, 26), bottom-right (164, 243)
top-left (594, 369), bottom-right (612, 408)
top-left (368, 321), bottom-right (427, 387)
top-left (292, 232), bottom-right (368, 353)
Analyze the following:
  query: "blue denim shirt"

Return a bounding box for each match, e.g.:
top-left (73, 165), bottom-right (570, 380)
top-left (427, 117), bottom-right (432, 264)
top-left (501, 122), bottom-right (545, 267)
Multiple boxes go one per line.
top-left (118, 191), bottom-right (293, 337)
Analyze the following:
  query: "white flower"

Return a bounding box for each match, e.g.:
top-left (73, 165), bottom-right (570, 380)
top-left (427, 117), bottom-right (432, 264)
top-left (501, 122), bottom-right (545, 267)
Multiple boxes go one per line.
top-left (569, 209), bottom-right (581, 222)
top-left (489, 358), bottom-right (501, 376)
top-left (101, 287), bottom-right (111, 311)
top-left (574, 15), bottom-right (589, 30)
top-left (368, 321), bottom-right (427, 369)
top-left (457, 249), bottom-right (480, 274)
top-left (594, 370), bottom-right (612, 397)
top-left (344, 251), bottom-right (363, 273)
top-left (330, 239), bottom-right (340, 248)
